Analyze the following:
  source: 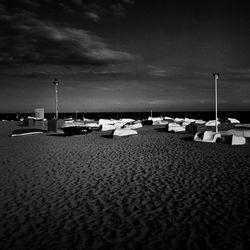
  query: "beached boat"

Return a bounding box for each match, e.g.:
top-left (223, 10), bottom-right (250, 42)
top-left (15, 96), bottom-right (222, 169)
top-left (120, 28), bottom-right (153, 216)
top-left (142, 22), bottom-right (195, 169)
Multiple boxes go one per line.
top-left (167, 122), bottom-right (186, 132)
top-left (60, 125), bottom-right (92, 136)
top-left (11, 128), bottom-right (43, 137)
top-left (113, 128), bottom-right (138, 137)
top-left (123, 121), bottom-right (143, 129)
top-left (205, 120), bottom-right (221, 126)
top-left (194, 131), bottom-right (221, 143)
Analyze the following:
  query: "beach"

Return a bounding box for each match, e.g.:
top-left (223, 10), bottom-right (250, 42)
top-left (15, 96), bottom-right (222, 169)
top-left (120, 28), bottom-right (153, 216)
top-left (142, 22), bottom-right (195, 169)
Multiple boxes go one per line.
top-left (0, 121), bottom-right (250, 250)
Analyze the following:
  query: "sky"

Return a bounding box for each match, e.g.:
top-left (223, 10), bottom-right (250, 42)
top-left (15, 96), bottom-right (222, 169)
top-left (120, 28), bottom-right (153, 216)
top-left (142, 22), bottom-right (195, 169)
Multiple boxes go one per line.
top-left (0, 0), bottom-right (250, 113)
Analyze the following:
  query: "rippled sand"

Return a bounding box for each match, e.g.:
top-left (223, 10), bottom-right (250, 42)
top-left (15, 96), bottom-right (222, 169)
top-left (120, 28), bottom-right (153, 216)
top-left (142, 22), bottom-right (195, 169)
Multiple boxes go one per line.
top-left (0, 121), bottom-right (250, 250)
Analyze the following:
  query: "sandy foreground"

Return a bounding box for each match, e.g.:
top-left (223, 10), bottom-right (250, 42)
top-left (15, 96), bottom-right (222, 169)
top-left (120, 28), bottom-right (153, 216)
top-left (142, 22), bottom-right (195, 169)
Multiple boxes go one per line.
top-left (0, 121), bottom-right (250, 250)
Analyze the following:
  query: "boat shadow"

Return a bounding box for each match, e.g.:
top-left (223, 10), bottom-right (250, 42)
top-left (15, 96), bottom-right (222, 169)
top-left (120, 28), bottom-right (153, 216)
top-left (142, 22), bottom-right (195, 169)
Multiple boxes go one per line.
top-left (180, 136), bottom-right (195, 142)
top-left (101, 134), bottom-right (113, 139)
top-left (154, 127), bottom-right (167, 132)
top-left (45, 133), bottom-right (67, 137)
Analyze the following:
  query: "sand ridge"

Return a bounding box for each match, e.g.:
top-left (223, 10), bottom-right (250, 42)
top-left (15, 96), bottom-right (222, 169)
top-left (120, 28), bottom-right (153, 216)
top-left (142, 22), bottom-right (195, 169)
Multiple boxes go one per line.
top-left (0, 121), bottom-right (250, 249)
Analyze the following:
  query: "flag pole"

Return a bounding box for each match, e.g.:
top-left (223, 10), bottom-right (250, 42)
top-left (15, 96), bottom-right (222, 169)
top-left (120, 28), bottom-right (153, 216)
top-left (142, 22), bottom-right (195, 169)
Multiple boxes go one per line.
top-left (213, 73), bottom-right (219, 133)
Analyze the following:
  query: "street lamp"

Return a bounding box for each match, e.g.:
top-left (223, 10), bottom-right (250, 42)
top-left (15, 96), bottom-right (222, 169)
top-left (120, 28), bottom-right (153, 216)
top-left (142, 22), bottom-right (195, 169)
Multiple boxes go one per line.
top-left (213, 73), bottom-right (219, 133)
top-left (53, 78), bottom-right (59, 120)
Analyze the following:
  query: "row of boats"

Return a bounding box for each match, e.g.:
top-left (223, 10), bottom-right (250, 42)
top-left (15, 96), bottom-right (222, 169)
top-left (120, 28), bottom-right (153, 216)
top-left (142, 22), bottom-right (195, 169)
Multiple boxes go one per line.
top-left (60, 116), bottom-right (250, 143)
top-left (10, 115), bottom-right (250, 144)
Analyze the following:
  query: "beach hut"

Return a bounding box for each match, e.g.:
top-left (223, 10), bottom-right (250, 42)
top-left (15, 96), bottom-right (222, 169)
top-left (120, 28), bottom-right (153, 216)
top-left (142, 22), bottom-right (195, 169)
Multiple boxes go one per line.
top-left (34, 108), bottom-right (44, 120)
top-left (34, 108), bottom-right (45, 126)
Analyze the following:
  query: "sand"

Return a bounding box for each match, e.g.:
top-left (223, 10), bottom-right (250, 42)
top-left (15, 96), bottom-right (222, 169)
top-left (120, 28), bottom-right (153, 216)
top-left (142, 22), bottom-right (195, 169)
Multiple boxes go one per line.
top-left (0, 121), bottom-right (250, 250)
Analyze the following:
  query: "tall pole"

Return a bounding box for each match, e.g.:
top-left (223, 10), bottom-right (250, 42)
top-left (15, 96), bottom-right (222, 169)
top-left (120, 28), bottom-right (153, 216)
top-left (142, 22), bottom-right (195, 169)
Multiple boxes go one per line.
top-left (213, 73), bottom-right (219, 133)
top-left (53, 78), bottom-right (59, 120)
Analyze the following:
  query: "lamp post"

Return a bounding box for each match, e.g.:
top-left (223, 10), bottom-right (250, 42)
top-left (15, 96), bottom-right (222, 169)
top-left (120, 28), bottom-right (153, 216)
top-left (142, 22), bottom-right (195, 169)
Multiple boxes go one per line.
top-left (53, 78), bottom-right (59, 120)
top-left (213, 73), bottom-right (219, 133)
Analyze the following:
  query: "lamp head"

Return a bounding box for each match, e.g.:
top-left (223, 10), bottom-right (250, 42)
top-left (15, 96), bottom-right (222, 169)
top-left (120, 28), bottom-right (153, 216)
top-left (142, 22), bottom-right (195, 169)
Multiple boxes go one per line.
top-left (53, 78), bottom-right (59, 86)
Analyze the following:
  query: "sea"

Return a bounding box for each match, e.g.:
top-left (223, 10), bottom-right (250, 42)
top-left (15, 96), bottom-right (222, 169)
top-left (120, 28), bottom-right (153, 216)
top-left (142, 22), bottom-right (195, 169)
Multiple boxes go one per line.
top-left (1, 111), bottom-right (250, 123)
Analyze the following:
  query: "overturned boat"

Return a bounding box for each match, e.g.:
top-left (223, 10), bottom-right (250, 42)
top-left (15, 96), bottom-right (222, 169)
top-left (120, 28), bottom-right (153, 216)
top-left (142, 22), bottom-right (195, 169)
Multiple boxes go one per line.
top-left (112, 128), bottom-right (138, 137)
top-left (60, 124), bottom-right (92, 136)
top-left (11, 128), bottom-right (44, 137)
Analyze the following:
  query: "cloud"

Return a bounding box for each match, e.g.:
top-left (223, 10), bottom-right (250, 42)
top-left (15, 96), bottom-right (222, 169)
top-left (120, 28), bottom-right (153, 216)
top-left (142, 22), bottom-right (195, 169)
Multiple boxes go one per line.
top-left (1, 0), bottom-right (133, 23)
top-left (0, 15), bottom-right (136, 65)
top-left (241, 99), bottom-right (250, 103)
top-left (72, 0), bottom-right (82, 5)
top-left (111, 3), bottom-right (126, 18)
top-left (14, 71), bottom-right (51, 78)
top-left (17, 0), bottom-right (40, 7)
top-left (122, 0), bottom-right (135, 4)
top-left (84, 11), bottom-right (100, 22)
top-left (58, 3), bottom-right (76, 14)
top-left (225, 68), bottom-right (250, 79)
top-left (0, 1), bottom-right (138, 66)
top-left (147, 65), bottom-right (168, 77)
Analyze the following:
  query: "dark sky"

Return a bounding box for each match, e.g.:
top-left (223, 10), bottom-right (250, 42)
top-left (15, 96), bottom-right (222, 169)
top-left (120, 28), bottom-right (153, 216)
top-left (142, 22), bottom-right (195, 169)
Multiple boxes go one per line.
top-left (1, 0), bottom-right (250, 113)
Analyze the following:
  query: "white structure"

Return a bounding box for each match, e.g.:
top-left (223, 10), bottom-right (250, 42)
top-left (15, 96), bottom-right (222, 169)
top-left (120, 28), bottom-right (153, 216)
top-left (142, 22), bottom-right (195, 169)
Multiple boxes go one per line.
top-left (194, 131), bottom-right (221, 143)
top-left (34, 108), bottom-right (44, 120)
top-left (148, 116), bottom-right (162, 122)
top-left (195, 119), bottom-right (206, 124)
top-left (168, 122), bottom-right (186, 132)
top-left (152, 120), bottom-right (169, 125)
top-left (101, 124), bottom-right (116, 131)
top-left (99, 119), bottom-right (116, 125)
top-left (205, 120), bottom-right (221, 127)
top-left (224, 128), bottom-right (250, 138)
top-left (120, 118), bottom-right (135, 123)
top-left (113, 128), bottom-right (138, 137)
top-left (184, 118), bottom-right (196, 123)
top-left (124, 122), bottom-right (143, 129)
top-left (219, 132), bottom-right (246, 145)
top-left (174, 118), bottom-right (185, 123)
top-left (230, 135), bottom-right (246, 145)
top-left (228, 118), bottom-right (240, 124)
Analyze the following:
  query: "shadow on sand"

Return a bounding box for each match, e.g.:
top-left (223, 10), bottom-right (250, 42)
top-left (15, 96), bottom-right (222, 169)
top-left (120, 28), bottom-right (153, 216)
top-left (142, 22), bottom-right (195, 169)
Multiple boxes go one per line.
top-left (101, 134), bottom-right (113, 139)
top-left (154, 127), bottom-right (167, 133)
top-left (180, 136), bottom-right (195, 142)
top-left (45, 133), bottom-right (67, 137)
